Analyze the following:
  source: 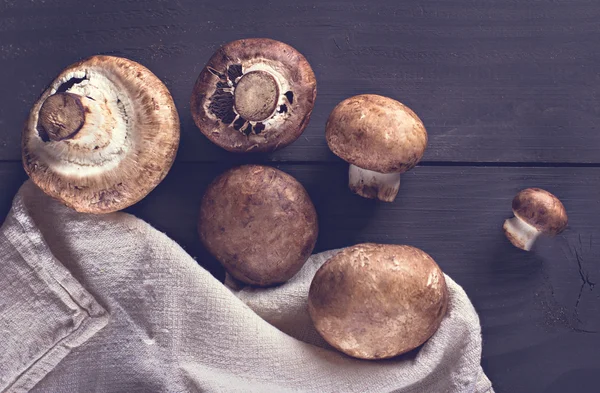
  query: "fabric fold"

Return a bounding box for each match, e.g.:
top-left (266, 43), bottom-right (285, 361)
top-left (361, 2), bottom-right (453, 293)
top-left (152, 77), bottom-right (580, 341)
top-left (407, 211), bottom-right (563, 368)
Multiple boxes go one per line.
top-left (0, 188), bottom-right (109, 393)
top-left (0, 181), bottom-right (493, 393)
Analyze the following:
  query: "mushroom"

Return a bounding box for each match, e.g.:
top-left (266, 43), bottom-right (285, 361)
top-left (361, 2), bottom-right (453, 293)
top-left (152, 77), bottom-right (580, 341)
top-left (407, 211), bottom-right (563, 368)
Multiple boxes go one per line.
top-left (503, 188), bottom-right (568, 251)
top-left (325, 94), bottom-right (428, 202)
top-left (308, 243), bottom-right (448, 360)
top-left (22, 55), bottom-right (180, 213)
top-left (191, 38), bottom-right (317, 153)
top-left (198, 165), bottom-right (318, 286)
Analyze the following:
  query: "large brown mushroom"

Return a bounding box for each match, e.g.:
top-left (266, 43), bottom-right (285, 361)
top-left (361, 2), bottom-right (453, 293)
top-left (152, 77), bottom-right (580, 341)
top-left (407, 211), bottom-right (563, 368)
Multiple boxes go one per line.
top-left (326, 94), bottom-right (428, 202)
top-left (308, 243), bottom-right (448, 360)
top-left (191, 38), bottom-right (317, 153)
top-left (199, 165), bottom-right (318, 286)
top-left (503, 188), bottom-right (568, 251)
top-left (22, 55), bottom-right (180, 213)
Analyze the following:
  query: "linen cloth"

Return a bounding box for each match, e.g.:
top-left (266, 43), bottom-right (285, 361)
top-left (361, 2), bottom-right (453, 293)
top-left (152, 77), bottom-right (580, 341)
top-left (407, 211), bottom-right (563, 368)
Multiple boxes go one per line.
top-left (0, 181), bottom-right (493, 393)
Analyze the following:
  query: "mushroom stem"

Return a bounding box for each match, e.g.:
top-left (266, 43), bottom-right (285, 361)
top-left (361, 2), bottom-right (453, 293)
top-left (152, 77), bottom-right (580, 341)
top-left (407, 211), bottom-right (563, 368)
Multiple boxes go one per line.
top-left (234, 70), bottom-right (279, 122)
top-left (503, 216), bottom-right (540, 251)
top-left (38, 92), bottom-right (89, 141)
top-left (348, 164), bottom-right (401, 202)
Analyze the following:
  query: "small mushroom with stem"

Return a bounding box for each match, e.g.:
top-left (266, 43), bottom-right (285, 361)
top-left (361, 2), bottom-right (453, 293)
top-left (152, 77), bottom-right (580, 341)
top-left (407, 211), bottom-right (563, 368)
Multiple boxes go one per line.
top-left (22, 55), bottom-right (180, 213)
top-left (326, 94), bottom-right (428, 202)
top-left (198, 165), bottom-right (318, 286)
top-left (503, 188), bottom-right (568, 251)
top-left (308, 243), bottom-right (448, 360)
top-left (191, 38), bottom-right (317, 153)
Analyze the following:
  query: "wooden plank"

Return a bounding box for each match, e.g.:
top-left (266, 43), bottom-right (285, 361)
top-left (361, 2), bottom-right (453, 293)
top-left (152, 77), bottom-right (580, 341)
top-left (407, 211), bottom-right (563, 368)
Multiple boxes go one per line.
top-left (1, 162), bottom-right (599, 390)
top-left (2, 0), bottom-right (600, 163)
top-left (128, 163), bottom-right (600, 393)
top-left (0, 163), bottom-right (27, 220)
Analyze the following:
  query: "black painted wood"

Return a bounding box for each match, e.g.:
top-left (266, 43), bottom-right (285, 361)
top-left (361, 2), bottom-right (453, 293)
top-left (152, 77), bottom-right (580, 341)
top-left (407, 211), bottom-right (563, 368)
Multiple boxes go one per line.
top-left (2, 0), bottom-right (600, 163)
top-left (2, 0), bottom-right (600, 392)
top-left (128, 163), bottom-right (600, 393)
top-left (0, 162), bottom-right (599, 391)
top-left (0, 163), bottom-right (26, 219)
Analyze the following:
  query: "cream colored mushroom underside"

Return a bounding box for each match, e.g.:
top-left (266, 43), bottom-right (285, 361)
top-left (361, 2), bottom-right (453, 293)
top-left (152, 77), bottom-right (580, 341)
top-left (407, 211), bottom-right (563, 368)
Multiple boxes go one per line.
top-left (27, 69), bottom-right (134, 178)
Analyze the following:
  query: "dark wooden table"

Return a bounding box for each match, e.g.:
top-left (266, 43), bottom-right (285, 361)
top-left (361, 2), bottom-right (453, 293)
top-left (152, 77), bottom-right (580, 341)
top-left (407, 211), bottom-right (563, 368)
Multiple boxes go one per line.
top-left (1, 1), bottom-right (599, 392)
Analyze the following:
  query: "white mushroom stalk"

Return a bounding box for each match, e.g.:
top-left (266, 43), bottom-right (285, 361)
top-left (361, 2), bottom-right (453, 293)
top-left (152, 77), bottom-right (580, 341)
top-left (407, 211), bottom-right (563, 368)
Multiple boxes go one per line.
top-left (502, 215), bottom-right (540, 251)
top-left (348, 164), bottom-right (400, 203)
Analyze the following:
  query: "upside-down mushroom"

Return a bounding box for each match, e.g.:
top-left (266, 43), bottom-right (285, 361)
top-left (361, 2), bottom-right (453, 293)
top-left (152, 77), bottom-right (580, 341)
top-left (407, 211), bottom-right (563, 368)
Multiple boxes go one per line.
top-left (191, 38), bottom-right (317, 153)
top-left (22, 55), bottom-right (180, 213)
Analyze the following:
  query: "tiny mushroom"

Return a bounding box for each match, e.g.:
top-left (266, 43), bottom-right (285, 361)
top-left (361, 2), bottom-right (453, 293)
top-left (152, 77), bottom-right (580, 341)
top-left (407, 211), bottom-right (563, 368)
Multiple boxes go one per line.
top-left (503, 188), bottom-right (568, 251)
top-left (22, 55), bottom-right (180, 213)
top-left (191, 38), bottom-right (317, 153)
top-left (326, 94), bottom-right (428, 202)
top-left (198, 165), bottom-right (318, 286)
top-left (308, 243), bottom-right (448, 360)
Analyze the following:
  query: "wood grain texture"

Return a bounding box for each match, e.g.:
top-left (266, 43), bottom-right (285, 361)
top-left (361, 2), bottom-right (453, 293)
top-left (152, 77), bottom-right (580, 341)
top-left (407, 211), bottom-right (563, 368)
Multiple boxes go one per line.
top-left (125, 163), bottom-right (598, 393)
top-left (1, 0), bottom-right (600, 163)
top-left (2, 0), bottom-right (600, 391)
top-left (0, 163), bottom-right (599, 391)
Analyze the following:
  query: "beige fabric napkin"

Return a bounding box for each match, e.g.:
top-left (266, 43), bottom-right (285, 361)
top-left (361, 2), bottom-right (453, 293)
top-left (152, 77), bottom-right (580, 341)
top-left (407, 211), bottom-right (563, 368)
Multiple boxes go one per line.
top-left (0, 181), bottom-right (493, 393)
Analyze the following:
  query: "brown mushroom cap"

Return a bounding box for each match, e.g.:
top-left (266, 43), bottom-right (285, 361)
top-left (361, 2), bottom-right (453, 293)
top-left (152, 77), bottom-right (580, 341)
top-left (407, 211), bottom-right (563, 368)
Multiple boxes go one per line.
top-left (199, 165), bottom-right (318, 286)
top-left (191, 38), bottom-right (317, 153)
top-left (308, 243), bottom-right (448, 360)
top-left (512, 188), bottom-right (568, 235)
top-left (22, 55), bottom-right (180, 213)
top-left (326, 94), bottom-right (428, 173)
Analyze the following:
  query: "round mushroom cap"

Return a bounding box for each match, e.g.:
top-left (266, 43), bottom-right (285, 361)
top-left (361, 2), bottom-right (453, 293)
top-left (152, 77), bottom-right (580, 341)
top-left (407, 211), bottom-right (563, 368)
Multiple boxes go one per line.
top-left (191, 38), bottom-right (317, 153)
top-left (199, 165), bottom-right (318, 286)
top-left (308, 243), bottom-right (448, 360)
top-left (326, 94), bottom-right (427, 173)
top-left (22, 55), bottom-right (180, 213)
top-left (512, 188), bottom-right (568, 235)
